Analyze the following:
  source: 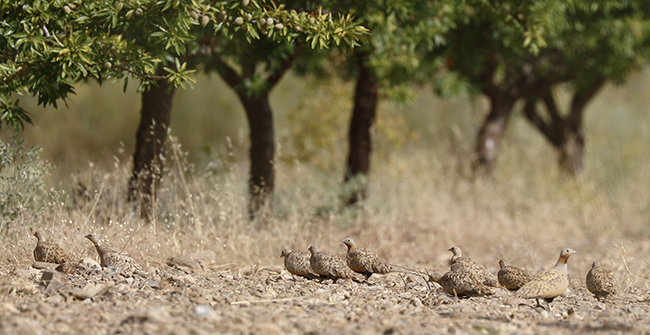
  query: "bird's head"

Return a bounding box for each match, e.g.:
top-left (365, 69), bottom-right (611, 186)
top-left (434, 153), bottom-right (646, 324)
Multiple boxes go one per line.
top-left (340, 238), bottom-right (356, 250)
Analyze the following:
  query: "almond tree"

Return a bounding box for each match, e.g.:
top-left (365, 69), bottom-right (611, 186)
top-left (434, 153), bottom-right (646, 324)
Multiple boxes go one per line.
top-left (445, 0), bottom-right (650, 175)
top-left (521, 1), bottom-right (650, 175)
top-left (0, 0), bottom-right (366, 220)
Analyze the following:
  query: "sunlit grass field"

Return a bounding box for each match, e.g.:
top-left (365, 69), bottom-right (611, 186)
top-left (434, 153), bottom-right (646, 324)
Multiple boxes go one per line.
top-left (2, 67), bottom-right (650, 292)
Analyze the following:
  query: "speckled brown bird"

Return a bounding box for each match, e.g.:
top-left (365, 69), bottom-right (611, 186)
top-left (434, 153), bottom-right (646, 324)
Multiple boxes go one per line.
top-left (498, 259), bottom-right (532, 291)
top-left (430, 270), bottom-right (495, 297)
top-left (308, 245), bottom-right (362, 283)
top-left (586, 261), bottom-right (617, 298)
top-left (517, 248), bottom-right (577, 309)
top-left (33, 231), bottom-right (73, 264)
top-left (448, 246), bottom-right (497, 287)
top-left (341, 238), bottom-right (393, 280)
top-left (280, 248), bottom-right (321, 280)
top-left (85, 234), bottom-right (140, 274)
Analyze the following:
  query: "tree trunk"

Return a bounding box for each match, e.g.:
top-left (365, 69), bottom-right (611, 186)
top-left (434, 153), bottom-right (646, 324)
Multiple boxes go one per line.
top-left (523, 82), bottom-right (603, 176)
top-left (127, 79), bottom-right (175, 221)
top-left (238, 92), bottom-right (275, 219)
top-left (472, 94), bottom-right (516, 175)
top-left (343, 53), bottom-right (379, 206)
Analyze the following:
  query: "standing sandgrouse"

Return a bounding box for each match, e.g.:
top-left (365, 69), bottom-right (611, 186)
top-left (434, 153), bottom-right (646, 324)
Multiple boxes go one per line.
top-left (33, 231), bottom-right (73, 264)
top-left (280, 248), bottom-right (321, 280)
top-left (586, 261), bottom-right (617, 298)
top-left (517, 248), bottom-right (577, 309)
top-left (430, 270), bottom-right (495, 297)
top-left (448, 246), bottom-right (497, 287)
top-left (85, 234), bottom-right (140, 274)
top-left (308, 245), bottom-right (362, 283)
top-left (341, 238), bottom-right (393, 280)
top-left (498, 259), bottom-right (532, 291)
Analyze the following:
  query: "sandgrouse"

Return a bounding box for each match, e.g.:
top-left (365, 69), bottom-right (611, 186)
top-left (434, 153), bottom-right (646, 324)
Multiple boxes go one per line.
top-left (430, 270), bottom-right (495, 297)
top-left (586, 261), bottom-right (617, 298)
top-left (33, 231), bottom-right (73, 264)
top-left (308, 245), bottom-right (362, 283)
top-left (498, 259), bottom-right (532, 291)
top-left (448, 246), bottom-right (497, 287)
top-left (85, 234), bottom-right (140, 274)
top-left (517, 248), bottom-right (577, 309)
top-left (280, 248), bottom-right (321, 280)
top-left (340, 238), bottom-right (394, 280)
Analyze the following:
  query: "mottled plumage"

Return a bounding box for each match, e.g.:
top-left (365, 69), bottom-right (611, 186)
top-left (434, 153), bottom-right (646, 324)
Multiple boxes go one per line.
top-left (586, 261), bottom-right (617, 298)
top-left (33, 231), bottom-right (73, 264)
top-left (280, 248), bottom-right (321, 280)
top-left (518, 248), bottom-right (577, 309)
top-left (308, 245), bottom-right (362, 282)
top-left (430, 270), bottom-right (495, 297)
top-left (498, 259), bottom-right (532, 291)
top-left (341, 238), bottom-right (392, 280)
top-left (448, 246), bottom-right (497, 287)
top-left (85, 234), bottom-right (140, 274)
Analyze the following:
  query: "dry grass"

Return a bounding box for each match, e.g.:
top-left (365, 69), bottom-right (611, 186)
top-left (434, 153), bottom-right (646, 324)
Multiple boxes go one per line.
top-left (2, 69), bottom-right (650, 300)
top-left (2, 124), bottom-right (650, 293)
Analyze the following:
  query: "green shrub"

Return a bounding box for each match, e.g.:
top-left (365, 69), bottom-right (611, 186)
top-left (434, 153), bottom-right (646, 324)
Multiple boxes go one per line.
top-left (0, 137), bottom-right (54, 232)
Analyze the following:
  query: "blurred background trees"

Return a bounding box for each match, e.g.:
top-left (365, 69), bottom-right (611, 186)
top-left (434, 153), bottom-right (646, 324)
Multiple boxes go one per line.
top-left (2, 0), bottom-right (650, 222)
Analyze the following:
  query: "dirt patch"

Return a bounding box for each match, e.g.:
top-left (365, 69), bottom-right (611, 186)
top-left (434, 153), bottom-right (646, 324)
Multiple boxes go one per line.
top-left (1, 252), bottom-right (649, 335)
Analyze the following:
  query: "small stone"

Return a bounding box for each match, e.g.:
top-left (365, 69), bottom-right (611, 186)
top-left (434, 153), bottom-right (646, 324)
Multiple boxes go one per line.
top-left (14, 269), bottom-right (35, 279)
top-left (0, 303), bottom-right (18, 314)
top-left (82, 283), bottom-right (109, 297)
top-left (40, 269), bottom-right (67, 286)
top-left (79, 257), bottom-right (101, 270)
top-left (69, 288), bottom-right (93, 300)
top-left (194, 305), bottom-right (214, 318)
top-left (32, 262), bottom-right (58, 270)
top-left (147, 280), bottom-right (160, 289)
top-left (186, 250), bottom-right (216, 263)
top-left (166, 256), bottom-right (200, 270)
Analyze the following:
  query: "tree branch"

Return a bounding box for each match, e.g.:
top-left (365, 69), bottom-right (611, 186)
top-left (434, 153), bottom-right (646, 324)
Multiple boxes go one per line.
top-left (211, 55), bottom-right (242, 89)
top-left (522, 97), bottom-right (555, 142)
top-left (568, 78), bottom-right (605, 126)
top-left (267, 52), bottom-right (297, 86)
top-left (112, 65), bottom-right (167, 80)
top-left (541, 89), bottom-right (563, 125)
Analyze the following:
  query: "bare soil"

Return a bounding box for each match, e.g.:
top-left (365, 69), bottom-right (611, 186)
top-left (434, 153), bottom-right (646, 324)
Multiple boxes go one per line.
top-left (1, 244), bottom-right (649, 335)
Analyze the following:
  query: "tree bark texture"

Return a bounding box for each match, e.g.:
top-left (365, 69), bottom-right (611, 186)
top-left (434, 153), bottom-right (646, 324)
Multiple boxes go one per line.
top-left (211, 50), bottom-right (293, 220)
top-left (238, 92), bottom-right (275, 219)
top-left (127, 79), bottom-right (175, 221)
top-left (522, 81), bottom-right (604, 175)
top-left (472, 94), bottom-right (516, 175)
top-left (343, 53), bottom-right (379, 206)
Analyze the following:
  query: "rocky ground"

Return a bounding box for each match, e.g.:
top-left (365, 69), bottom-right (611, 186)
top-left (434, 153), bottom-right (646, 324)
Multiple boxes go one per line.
top-left (1, 249), bottom-right (648, 335)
